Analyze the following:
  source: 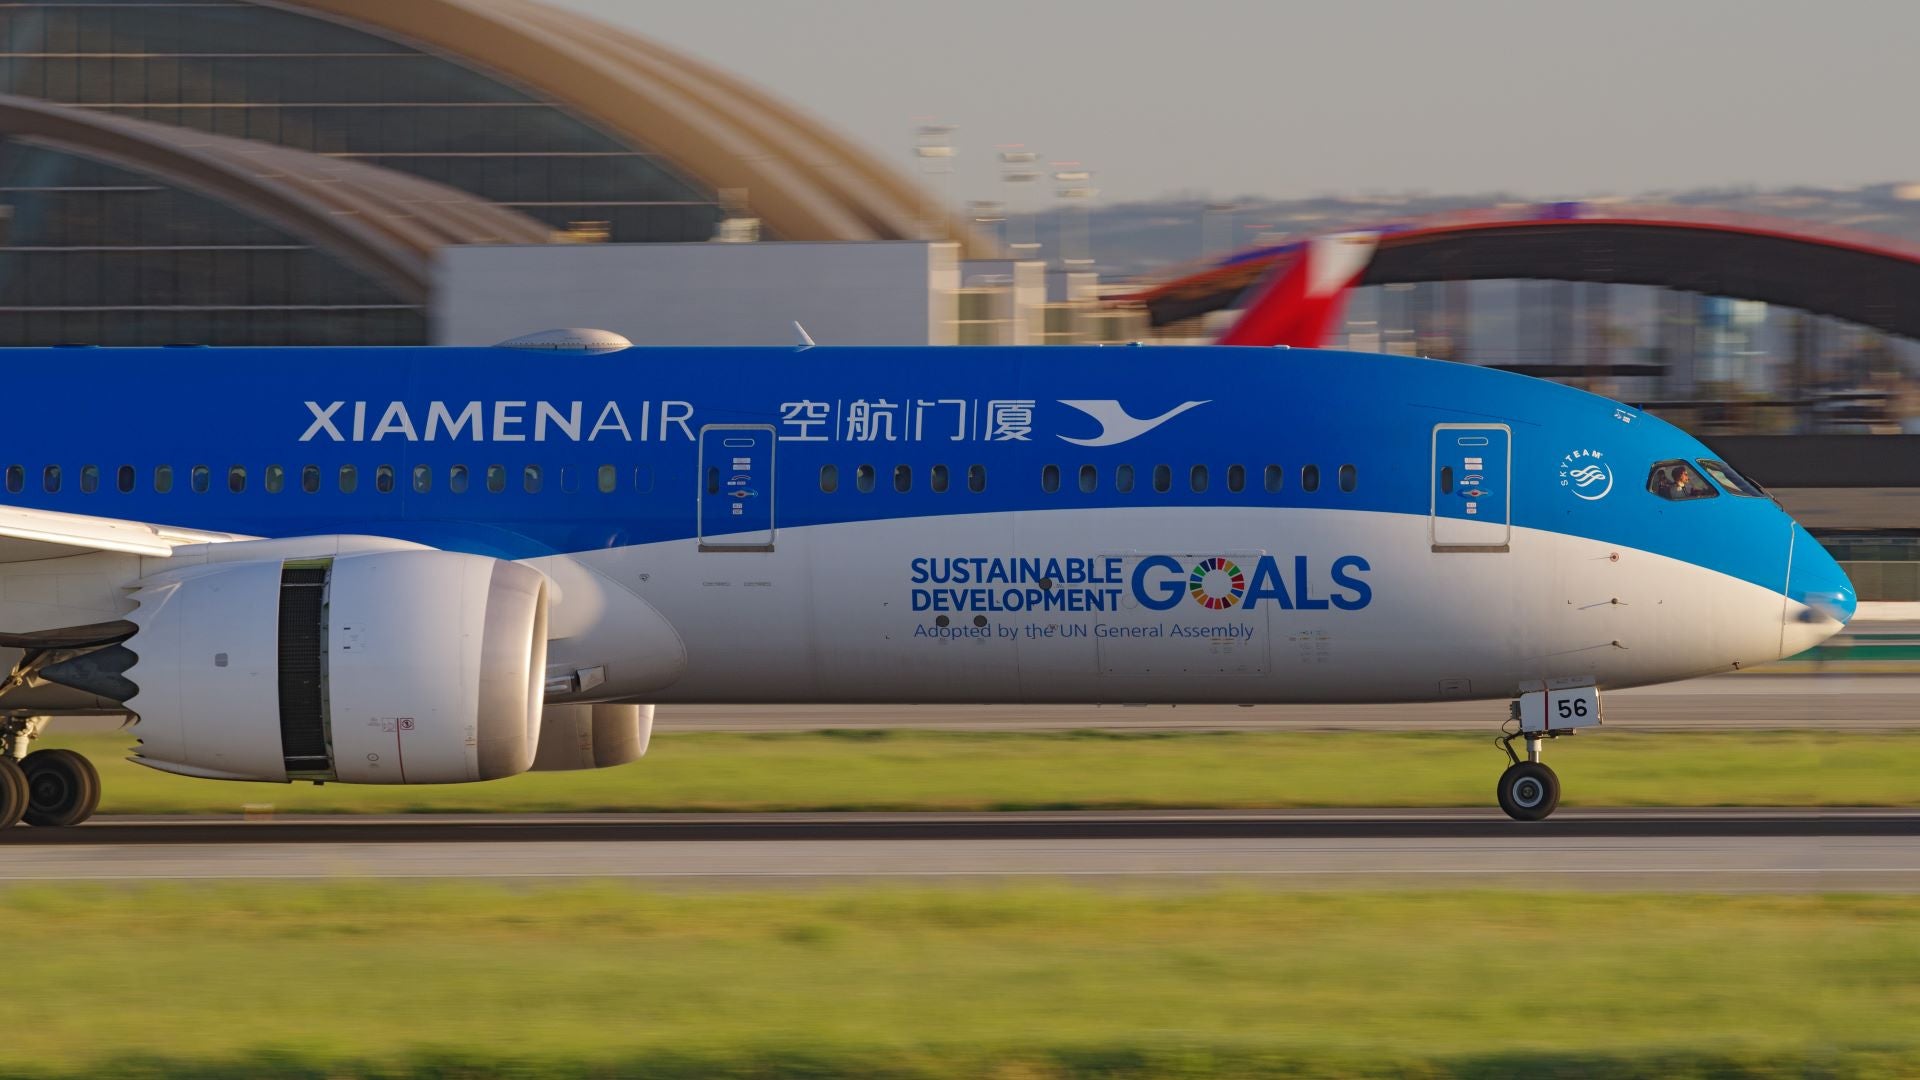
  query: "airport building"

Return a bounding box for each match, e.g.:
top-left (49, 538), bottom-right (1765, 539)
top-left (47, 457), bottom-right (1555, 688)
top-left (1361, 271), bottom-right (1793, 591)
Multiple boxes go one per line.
top-left (0, 0), bottom-right (998, 345)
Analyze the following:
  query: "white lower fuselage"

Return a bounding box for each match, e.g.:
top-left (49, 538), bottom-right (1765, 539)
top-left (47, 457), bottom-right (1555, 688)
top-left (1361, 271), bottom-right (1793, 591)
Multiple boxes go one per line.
top-left (545, 506), bottom-right (1827, 707)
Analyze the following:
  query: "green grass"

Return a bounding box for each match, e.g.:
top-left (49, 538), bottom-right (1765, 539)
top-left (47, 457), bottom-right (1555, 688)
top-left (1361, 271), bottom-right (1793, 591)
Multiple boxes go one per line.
top-left (38, 728), bottom-right (1920, 814)
top-left (0, 884), bottom-right (1916, 1078)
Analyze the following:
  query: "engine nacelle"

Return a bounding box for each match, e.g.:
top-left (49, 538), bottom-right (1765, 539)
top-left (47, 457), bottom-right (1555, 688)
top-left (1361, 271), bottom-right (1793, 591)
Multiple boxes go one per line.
top-left (531, 703), bottom-right (653, 771)
top-left (126, 550), bottom-right (548, 784)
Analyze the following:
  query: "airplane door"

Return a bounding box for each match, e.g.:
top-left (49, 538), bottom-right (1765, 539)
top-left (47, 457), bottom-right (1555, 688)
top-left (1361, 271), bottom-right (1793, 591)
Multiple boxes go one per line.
top-left (1430, 423), bottom-right (1510, 552)
top-left (699, 425), bottom-right (774, 551)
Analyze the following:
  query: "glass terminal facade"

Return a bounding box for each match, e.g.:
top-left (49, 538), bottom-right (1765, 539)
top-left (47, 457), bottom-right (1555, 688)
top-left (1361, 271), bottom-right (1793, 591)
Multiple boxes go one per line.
top-left (0, 0), bottom-right (728, 344)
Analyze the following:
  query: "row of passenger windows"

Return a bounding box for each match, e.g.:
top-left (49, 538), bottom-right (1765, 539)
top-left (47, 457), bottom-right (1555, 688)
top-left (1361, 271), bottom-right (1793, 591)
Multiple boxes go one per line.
top-left (816, 463), bottom-right (1357, 495)
top-left (5, 464), bottom-right (656, 496)
top-left (9, 459), bottom-right (1360, 499)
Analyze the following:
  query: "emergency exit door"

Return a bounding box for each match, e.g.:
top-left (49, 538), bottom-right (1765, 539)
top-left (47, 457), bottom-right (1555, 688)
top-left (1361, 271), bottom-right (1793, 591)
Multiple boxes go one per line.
top-left (1430, 423), bottom-right (1510, 552)
top-left (699, 425), bottom-right (774, 551)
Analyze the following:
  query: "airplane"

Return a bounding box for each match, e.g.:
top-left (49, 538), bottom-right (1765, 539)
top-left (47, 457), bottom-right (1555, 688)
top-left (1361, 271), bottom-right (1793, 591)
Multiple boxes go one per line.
top-left (0, 338), bottom-right (1853, 825)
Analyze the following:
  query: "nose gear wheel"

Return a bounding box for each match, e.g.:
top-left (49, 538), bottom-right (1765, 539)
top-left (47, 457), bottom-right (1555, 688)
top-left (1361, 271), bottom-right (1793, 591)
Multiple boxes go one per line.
top-left (1496, 761), bottom-right (1560, 822)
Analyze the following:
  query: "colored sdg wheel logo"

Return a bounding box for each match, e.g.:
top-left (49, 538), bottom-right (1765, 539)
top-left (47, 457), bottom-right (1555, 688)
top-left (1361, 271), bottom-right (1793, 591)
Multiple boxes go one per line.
top-left (1188, 557), bottom-right (1246, 610)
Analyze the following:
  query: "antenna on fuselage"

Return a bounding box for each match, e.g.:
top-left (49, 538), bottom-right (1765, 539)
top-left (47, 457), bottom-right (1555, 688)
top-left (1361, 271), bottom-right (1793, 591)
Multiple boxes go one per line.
top-left (792, 321), bottom-right (816, 350)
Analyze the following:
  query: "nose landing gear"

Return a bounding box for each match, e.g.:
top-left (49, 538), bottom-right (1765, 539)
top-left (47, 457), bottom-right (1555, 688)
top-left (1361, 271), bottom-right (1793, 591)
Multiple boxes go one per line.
top-left (1496, 735), bottom-right (1560, 822)
top-left (1494, 685), bottom-right (1601, 822)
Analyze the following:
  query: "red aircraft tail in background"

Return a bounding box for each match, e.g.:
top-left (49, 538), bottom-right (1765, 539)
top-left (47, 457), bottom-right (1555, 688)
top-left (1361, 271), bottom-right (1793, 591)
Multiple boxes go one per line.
top-left (1216, 231), bottom-right (1379, 347)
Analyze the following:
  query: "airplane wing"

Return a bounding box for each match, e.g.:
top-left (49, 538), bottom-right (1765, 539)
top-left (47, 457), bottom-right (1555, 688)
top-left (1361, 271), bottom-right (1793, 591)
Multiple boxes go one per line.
top-left (0, 504), bottom-right (249, 561)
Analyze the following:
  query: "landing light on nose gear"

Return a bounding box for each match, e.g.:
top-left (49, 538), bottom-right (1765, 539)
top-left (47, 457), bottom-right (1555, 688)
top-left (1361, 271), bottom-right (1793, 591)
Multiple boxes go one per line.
top-left (1495, 684), bottom-right (1602, 821)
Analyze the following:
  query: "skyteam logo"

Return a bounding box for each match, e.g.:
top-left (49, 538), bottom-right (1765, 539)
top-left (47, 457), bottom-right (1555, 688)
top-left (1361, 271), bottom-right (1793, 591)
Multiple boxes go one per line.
top-left (1558, 449), bottom-right (1614, 501)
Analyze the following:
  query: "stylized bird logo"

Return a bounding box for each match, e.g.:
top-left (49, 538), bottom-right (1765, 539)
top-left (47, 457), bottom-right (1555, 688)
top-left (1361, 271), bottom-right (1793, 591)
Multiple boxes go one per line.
top-left (1056, 400), bottom-right (1209, 447)
top-left (1566, 461), bottom-right (1613, 501)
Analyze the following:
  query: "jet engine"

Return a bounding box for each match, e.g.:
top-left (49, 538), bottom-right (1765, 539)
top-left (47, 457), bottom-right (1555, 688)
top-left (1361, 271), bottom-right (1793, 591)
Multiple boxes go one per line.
top-left (531, 702), bottom-right (653, 771)
top-left (123, 549), bottom-right (548, 784)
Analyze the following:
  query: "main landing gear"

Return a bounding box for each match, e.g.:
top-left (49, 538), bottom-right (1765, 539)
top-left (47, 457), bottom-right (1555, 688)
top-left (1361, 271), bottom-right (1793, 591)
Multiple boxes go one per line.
top-left (0, 720), bottom-right (101, 828)
top-left (1493, 685), bottom-right (1602, 822)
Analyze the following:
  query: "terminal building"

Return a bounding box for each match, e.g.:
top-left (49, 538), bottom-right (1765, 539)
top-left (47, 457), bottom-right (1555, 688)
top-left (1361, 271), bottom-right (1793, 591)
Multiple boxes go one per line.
top-left (0, 0), bottom-right (1013, 346)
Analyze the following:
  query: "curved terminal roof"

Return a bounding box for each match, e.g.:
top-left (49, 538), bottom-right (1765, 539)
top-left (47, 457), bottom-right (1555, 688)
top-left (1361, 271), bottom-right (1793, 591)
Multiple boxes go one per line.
top-left (292, 0), bottom-right (995, 257)
top-left (0, 94), bottom-right (553, 304)
top-left (1132, 206), bottom-right (1920, 339)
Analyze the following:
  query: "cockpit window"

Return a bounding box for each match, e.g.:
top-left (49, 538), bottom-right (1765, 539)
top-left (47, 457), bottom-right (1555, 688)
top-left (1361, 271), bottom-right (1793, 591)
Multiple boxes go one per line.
top-left (1648, 459), bottom-right (1718, 501)
top-left (1695, 459), bottom-right (1767, 498)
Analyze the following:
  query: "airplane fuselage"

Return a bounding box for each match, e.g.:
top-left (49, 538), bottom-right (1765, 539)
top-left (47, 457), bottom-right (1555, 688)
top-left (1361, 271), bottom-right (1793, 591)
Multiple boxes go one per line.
top-left (0, 344), bottom-right (1852, 708)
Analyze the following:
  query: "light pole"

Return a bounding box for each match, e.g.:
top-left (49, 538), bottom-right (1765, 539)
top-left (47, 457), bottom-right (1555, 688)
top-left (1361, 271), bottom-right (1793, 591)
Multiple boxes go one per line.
top-left (913, 119), bottom-right (956, 241)
top-left (998, 146), bottom-right (1041, 259)
top-left (1052, 162), bottom-right (1096, 270)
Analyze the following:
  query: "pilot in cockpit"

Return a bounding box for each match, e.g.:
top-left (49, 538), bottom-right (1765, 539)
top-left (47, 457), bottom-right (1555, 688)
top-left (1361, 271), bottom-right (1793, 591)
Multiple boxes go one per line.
top-left (1650, 461), bottom-right (1710, 501)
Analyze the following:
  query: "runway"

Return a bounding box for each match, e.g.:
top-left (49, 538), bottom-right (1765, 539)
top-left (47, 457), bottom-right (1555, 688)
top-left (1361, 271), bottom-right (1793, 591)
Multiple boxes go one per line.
top-left (660, 674), bottom-right (1920, 731)
top-left (2, 811), bottom-right (1916, 891)
top-left (42, 673), bottom-right (1920, 736)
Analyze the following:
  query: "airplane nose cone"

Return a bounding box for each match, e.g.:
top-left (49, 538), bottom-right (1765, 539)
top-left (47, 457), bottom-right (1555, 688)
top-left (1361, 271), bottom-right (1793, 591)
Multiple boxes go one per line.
top-left (1781, 522), bottom-right (1855, 657)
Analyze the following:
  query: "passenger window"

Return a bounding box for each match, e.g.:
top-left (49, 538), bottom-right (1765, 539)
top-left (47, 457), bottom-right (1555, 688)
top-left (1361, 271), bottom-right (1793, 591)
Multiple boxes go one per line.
top-left (265, 465), bottom-right (284, 494)
top-left (820, 464), bottom-right (839, 493)
top-left (856, 464), bottom-right (876, 493)
top-left (486, 465), bottom-right (506, 494)
top-left (894, 464), bottom-right (911, 493)
top-left (1116, 464), bottom-right (1135, 493)
top-left (412, 464), bottom-right (431, 494)
top-left (1153, 464), bottom-right (1171, 493)
top-left (1264, 464), bottom-right (1283, 493)
top-left (1648, 459), bottom-right (1717, 501)
top-left (1339, 464), bottom-right (1357, 493)
top-left (1440, 465), bottom-right (1454, 494)
top-left (227, 466), bottom-right (245, 494)
top-left (1695, 459), bottom-right (1767, 498)
top-left (523, 465), bottom-right (541, 494)
top-left (1301, 464), bottom-right (1320, 493)
top-left (117, 465), bottom-right (135, 493)
top-left (449, 465), bottom-right (469, 494)
top-left (190, 465), bottom-right (209, 494)
top-left (967, 464), bottom-right (986, 493)
top-left (931, 464), bottom-right (949, 493)
top-left (634, 465), bottom-right (654, 494)
top-left (558, 466), bottom-right (578, 494)
top-left (375, 465), bottom-right (394, 494)
top-left (1041, 464), bottom-right (1060, 493)
top-left (705, 466), bottom-right (719, 495)
top-left (43, 465), bottom-right (60, 493)
top-left (302, 465), bottom-right (320, 494)
top-left (80, 464), bottom-right (98, 494)
top-left (339, 465), bottom-right (358, 494)
top-left (597, 465), bottom-right (617, 494)
top-left (1190, 464), bottom-right (1209, 493)
top-left (1079, 464), bottom-right (1097, 493)
top-left (5, 465), bottom-right (21, 494)
top-left (1227, 464), bottom-right (1245, 493)
top-left (154, 465), bottom-right (173, 494)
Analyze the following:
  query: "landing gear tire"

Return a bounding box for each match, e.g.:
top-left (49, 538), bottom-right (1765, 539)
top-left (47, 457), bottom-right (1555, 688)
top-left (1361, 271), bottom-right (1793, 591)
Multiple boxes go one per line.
top-left (1497, 761), bottom-right (1560, 822)
top-left (0, 758), bottom-right (27, 828)
top-left (21, 749), bottom-right (100, 827)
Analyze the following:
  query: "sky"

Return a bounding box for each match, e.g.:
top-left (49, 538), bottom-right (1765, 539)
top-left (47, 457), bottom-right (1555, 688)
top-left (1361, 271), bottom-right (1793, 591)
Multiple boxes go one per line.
top-left (550, 0), bottom-right (1920, 207)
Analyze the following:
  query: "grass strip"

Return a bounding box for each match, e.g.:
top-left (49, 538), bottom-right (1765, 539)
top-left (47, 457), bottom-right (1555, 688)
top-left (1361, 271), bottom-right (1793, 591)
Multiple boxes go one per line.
top-left (0, 884), bottom-right (1914, 1077)
top-left (38, 728), bottom-right (1920, 814)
